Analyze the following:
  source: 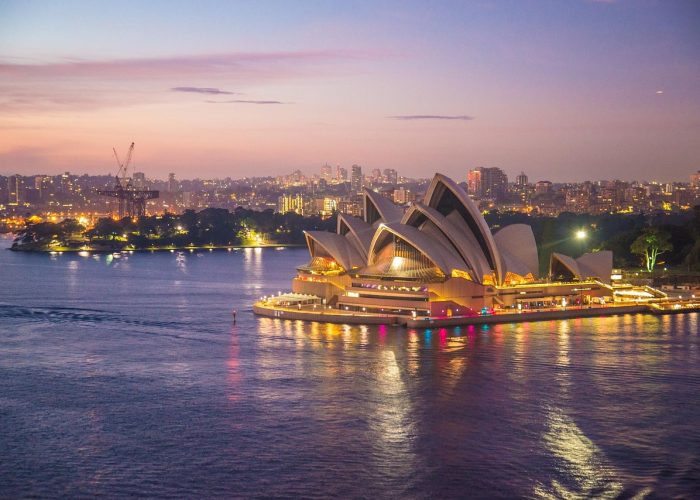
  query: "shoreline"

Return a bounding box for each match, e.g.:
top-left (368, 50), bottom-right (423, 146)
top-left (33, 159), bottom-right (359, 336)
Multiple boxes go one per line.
top-left (8, 243), bottom-right (305, 253)
top-left (253, 301), bottom-right (700, 328)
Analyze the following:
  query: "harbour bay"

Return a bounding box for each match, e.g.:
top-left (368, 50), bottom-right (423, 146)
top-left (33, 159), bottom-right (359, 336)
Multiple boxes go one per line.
top-left (1, 236), bottom-right (699, 497)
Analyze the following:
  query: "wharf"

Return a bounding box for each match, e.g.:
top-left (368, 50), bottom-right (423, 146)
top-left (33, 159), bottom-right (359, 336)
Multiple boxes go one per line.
top-left (253, 301), bottom-right (700, 328)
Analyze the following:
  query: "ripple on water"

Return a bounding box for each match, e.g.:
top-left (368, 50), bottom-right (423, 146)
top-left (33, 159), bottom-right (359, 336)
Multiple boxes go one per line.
top-left (0, 244), bottom-right (699, 497)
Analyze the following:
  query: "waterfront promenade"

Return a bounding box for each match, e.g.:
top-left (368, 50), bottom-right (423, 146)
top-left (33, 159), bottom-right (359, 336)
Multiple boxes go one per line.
top-left (253, 299), bottom-right (700, 328)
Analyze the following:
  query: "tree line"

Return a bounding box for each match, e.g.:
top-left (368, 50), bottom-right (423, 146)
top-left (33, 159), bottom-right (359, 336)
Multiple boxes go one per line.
top-left (485, 206), bottom-right (700, 272)
top-left (11, 208), bottom-right (335, 251)
top-left (11, 206), bottom-right (700, 273)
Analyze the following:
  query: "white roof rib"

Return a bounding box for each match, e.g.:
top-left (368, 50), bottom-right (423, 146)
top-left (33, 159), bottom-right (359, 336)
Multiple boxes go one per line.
top-left (402, 202), bottom-right (491, 281)
top-left (423, 173), bottom-right (504, 284)
top-left (494, 224), bottom-right (540, 278)
top-left (443, 210), bottom-right (494, 282)
top-left (337, 213), bottom-right (374, 259)
top-left (304, 231), bottom-right (364, 271)
top-left (363, 188), bottom-right (404, 225)
top-left (367, 222), bottom-right (469, 276)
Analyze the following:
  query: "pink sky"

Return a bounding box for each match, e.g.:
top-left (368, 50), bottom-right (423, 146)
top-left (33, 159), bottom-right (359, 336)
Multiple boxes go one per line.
top-left (1, 0), bottom-right (699, 182)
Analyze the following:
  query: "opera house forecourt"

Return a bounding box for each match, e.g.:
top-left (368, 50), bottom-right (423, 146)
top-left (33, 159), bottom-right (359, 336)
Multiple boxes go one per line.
top-left (254, 173), bottom-right (697, 327)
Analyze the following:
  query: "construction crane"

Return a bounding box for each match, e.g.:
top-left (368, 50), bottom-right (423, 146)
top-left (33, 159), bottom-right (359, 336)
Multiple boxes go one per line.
top-left (98, 142), bottom-right (159, 218)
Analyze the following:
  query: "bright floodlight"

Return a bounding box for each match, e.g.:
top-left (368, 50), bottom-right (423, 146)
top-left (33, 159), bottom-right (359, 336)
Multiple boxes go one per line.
top-left (575, 230), bottom-right (587, 240)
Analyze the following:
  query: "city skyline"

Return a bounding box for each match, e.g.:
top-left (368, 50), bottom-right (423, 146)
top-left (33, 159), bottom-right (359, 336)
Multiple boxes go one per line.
top-left (1, 1), bottom-right (699, 181)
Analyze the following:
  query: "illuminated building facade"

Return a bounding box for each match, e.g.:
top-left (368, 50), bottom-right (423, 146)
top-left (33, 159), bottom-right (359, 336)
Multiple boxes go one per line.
top-left (289, 173), bottom-right (614, 318)
top-left (467, 167), bottom-right (508, 200)
top-left (277, 193), bottom-right (305, 215)
top-left (351, 164), bottom-right (363, 194)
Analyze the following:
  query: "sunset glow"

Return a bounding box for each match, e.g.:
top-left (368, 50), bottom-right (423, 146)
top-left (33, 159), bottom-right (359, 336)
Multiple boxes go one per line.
top-left (1, 0), bottom-right (699, 181)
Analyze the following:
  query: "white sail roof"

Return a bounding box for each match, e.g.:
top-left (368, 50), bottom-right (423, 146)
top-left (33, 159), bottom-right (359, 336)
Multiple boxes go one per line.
top-left (550, 251), bottom-right (612, 284)
top-left (363, 188), bottom-right (404, 225)
top-left (494, 224), bottom-right (540, 279)
top-left (577, 251), bottom-right (613, 284)
top-left (304, 231), bottom-right (365, 271)
top-left (337, 213), bottom-right (374, 259)
top-left (423, 173), bottom-right (504, 284)
top-left (300, 173), bottom-right (615, 288)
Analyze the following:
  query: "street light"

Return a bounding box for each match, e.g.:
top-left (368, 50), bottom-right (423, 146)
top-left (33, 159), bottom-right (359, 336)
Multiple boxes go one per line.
top-left (575, 229), bottom-right (587, 240)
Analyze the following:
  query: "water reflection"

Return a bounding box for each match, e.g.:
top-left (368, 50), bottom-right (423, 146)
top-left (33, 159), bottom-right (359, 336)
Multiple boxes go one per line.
top-left (534, 407), bottom-right (623, 498)
top-left (175, 252), bottom-right (187, 274)
top-left (368, 349), bottom-right (420, 484)
top-left (227, 325), bottom-right (242, 403)
top-left (2, 243), bottom-right (697, 497)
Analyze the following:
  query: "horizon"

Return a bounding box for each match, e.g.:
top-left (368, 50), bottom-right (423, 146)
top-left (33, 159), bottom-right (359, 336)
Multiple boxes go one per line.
top-left (3, 166), bottom-right (698, 186)
top-left (1, 1), bottom-right (699, 182)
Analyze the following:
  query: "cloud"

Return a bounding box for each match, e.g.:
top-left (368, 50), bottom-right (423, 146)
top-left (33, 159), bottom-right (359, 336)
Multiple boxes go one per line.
top-left (0, 49), bottom-right (374, 112)
top-left (206, 99), bottom-right (287, 105)
top-left (0, 50), bottom-right (374, 80)
top-left (171, 86), bottom-right (238, 95)
top-left (389, 115), bottom-right (474, 121)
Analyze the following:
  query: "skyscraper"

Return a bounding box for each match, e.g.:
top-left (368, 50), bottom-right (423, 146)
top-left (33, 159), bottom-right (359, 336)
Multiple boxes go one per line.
top-left (133, 172), bottom-right (146, 189)
top-left (336, 166), bottom-right (348, 182)
top-left (467, 169), bottom-right (482, 197)
top-left (467, 167), bottom-right (508, 199)
top-left (9, 174), bottom-right (23, 205)
top-left (351, 164), bottom-right (363, 193)
top-left (168, 173), bottom-right (178, 193)
top-left (277, 193), bottom-right (304, 215)
top-left (34, 175), bottom-right (47, 201)
top-left (516, 171), bottom-right (528, 187)
top-left (320, 164), bottom-right (332, 181)
top-left (691, 170), bottom-right (700, 188)
top-left (383, 168), bottom-right (398, 185)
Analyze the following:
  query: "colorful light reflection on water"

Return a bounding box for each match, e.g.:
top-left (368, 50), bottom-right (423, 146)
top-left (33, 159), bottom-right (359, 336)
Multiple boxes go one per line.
top-left (0, 240), bottom-right (698, 497)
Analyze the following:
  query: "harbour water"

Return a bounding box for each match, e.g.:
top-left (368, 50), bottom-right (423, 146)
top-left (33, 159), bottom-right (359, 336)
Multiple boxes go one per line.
top-left (1, 236), bottom-right (699, 498)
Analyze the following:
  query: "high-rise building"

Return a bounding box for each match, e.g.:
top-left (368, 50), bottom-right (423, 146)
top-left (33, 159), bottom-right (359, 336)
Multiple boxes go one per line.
top-left (467, 169), bottom-right (482, 197)
top-left (691, 170), bottom-right (700, 188)
top-left (132, 172), bottom-right (146, 189)
top-left (383, 168), bottom-right (398, 185)
top-left (34, 175), bottom-right (47, 201)
top-left (0, 177), bottom-right (8, 204)
top-left (321, 164), bottom-right (332, 181)
top-left (60, 172), bottom-right (72, 193)
top-left (322, 197), bottom-right (338, 215)
top-left (393, 187), bottom-right (411, 204)
top-left (535, 180), bottom-right (553, 195)
top-left (467, 167), bottom-right (508, 199)
top-left (8, 174), bottom-right (23, 205)
top-left (168, 173), bottom-right (178, 193)
top-left (336, 166), bottom-right (348, 182)
top-left (277, 193), bottom-right (304, 215)
top-left (516, 171), bottom-right (528, 187)
top-left (351, 164), bottom-right (363, 193)
top-left (290, 169), bottom-right (304, 185)
top-left (371, 168), bottom-right (382, 182)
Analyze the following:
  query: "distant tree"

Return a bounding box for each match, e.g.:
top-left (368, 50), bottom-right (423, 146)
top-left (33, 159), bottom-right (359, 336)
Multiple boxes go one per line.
top-left (87, 218), bottom-right (123, 240)
top-left (631, 228), bottom-right (673, 272)
top-left (684, 206), bottom-right (700, 271)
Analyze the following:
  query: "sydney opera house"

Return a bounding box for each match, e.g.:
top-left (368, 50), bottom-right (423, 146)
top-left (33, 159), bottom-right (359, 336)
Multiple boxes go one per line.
top-left (264, 173), bottom-right (614, 320)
